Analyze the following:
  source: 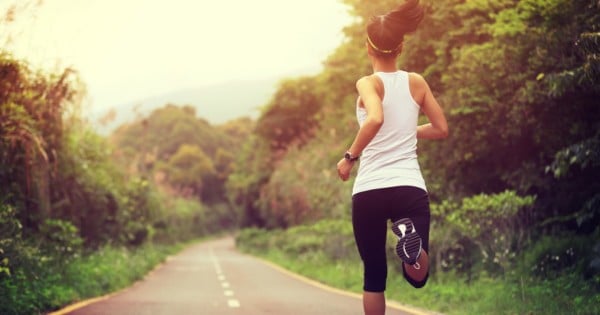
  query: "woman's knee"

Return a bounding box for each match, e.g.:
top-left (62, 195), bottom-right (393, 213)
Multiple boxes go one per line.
top-left (402, 263), bottom-right (429, 288)
top-left (363, 260), bottom-right (387, 292)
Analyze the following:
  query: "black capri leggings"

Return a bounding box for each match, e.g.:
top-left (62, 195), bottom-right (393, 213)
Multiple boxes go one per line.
top-left (352, 186), bottom-right (430, 292)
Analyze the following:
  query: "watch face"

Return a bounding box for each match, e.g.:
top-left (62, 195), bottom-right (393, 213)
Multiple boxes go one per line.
top-left (345, 152), bottom-right (357, 161)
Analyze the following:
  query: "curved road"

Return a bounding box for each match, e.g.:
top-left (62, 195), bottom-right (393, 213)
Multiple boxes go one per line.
top-left (54, 237), bottom-right (430, 315)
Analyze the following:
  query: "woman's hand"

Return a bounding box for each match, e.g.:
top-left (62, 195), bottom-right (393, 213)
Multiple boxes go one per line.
top-left (337, 158), bottom-right (355, 181)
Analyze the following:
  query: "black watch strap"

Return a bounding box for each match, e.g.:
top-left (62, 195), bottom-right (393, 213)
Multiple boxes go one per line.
top-left (344, 151), bottom-right (359, 162)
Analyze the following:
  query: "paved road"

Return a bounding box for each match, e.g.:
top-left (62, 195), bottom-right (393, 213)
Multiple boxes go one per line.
top-left (60, 237), bottom-right (422, 315)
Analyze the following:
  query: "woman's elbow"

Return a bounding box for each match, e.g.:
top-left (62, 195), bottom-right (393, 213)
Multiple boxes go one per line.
top-left (373, 116), bottom-right (384, 127)
top-left (440, 126), bottom-right (449, 139)
top-left (371, 115), bottom-right (383, 127)
top-left (368, 115), bottom-right (384, 128)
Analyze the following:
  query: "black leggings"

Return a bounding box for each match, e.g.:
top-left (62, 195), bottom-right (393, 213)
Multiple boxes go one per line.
top-left (352, 186), bottom-right (430, 292)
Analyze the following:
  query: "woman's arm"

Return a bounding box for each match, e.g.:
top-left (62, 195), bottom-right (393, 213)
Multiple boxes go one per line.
top-left (409, 73), bottom-right (449, 139)
top-left (337, 75), bottom-right (384, 181)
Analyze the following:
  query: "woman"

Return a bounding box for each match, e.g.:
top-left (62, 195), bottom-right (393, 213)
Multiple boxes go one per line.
top-left (336, 1), bottom-right (448, 314)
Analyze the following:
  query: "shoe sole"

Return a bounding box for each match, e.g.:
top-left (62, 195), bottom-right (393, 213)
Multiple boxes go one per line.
top-left (391, 218), bottom-right (422, 265)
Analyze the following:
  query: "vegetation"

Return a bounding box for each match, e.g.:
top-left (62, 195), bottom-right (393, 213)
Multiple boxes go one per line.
top-left (1, 0), bottom-right (599, 314)
top-left (0, 234), bottom-right (183, 315)
top-left (230, 0), bottom-right (600, 314)
top-left (237, 220), bottom-right (599, 314)
top-left (0, 46), bottom-right (247, 313)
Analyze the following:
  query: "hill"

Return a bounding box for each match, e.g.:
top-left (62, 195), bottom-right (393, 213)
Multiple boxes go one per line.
top-left (91, 77), bottom-right (278, 134)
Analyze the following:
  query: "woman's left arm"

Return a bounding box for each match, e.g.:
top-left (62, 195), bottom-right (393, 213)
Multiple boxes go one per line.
top-left (337, 75), bottom-right (384, 181)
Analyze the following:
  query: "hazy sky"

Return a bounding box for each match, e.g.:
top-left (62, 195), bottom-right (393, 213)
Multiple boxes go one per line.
top-left (1, 0), bottom-right (353, 115)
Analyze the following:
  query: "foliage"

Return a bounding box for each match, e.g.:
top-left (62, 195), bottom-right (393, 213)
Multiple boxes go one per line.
top-left (0, 47), bottom-right (240, 313)
top-left (237, 220), bottom-right (600, 315)
top-left (228, 2), bottom-right (599, 314)
top-left (255, 77), bottom-right (322, 152)
top-left (0, 52), bottom-right (81, 226)
top-left (225, 135), bottom-right (275, 227)
top-left (113, 105), bottom-right (225, 162)
top-left (37, 219), bottom-right (83, 264)
top-left (0, 202), bottom-right (21, 277)
top-left (1, 0), bottom-right (599, 313)
top-left (166, 144), bottom-right (216, 198)
top-left (0, 241), bottom-right (182, 315)
top-left (112, 104), bottom-right (249, 205)
top-left (445, 191), bottom-right (535, 273)
top-left (237, 219), bottom-right (358, 262)
top-left (153, 198), bottom-right (235, 243)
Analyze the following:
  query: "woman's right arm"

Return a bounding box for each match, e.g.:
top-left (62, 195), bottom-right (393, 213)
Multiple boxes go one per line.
top-left (409, 73), bottom-right (449, 139)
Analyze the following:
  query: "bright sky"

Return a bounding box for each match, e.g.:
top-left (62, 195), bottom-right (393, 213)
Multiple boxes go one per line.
top-left (1, 0), bottom-right (352, 115)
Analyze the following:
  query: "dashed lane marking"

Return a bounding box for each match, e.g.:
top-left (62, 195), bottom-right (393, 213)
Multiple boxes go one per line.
top-left (210, 247), bottom-right (241, 309)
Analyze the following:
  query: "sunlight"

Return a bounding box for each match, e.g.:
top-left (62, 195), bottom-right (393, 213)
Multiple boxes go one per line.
top-left (1, 0), bottom-right (352, 111)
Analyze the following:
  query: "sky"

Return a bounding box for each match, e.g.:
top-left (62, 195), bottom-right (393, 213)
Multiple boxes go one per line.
top-left (0, 0), bottom-right (353, 117)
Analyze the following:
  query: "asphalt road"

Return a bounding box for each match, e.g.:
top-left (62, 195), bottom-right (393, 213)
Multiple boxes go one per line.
top-left (57, 237), bottom-right (425, 315)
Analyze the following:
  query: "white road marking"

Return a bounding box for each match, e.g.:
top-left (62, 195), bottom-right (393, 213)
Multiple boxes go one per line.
top-left (210, 247), bottom-right (241, 308)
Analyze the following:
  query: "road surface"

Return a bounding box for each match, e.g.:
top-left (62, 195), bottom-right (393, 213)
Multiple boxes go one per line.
top-left (55, 237), bottom-right (429, 315)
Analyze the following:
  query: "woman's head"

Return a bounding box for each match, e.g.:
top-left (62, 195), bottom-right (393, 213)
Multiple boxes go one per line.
top-left (366, 0), bottom-right (424, 58)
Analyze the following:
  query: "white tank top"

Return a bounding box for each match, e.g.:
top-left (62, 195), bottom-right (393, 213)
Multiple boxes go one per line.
top-left (352, 70), bottom-right (427, 195)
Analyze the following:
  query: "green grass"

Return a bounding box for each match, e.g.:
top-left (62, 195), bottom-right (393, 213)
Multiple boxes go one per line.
top-left (236, 222), bottom-right (600, 315)
top-left (0, 241), bottom-right (188, 315)
top-left (251, 248), bottom-right (600, 315)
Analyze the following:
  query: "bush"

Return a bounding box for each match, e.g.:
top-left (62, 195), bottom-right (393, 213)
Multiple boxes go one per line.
top-left (445, 191), bottom-right (535, 274)
top-left (521, 233), bottom-right (597, 281)
top-left (0, 241), bottom-right (181, 315)
top-left (38, 219), bottom-right (83, 265)
top-left (0, 202), bottom-right (21, 277)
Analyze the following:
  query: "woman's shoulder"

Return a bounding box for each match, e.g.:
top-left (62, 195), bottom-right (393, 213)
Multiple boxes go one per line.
top-left (407, 72), bottom-right (426, 84)
top-left (407, 72), bottom-right (428, 105)
top-left (356, 74), bottom-right (384, 98)
top-left (356, 74), bottom-right (380, 86)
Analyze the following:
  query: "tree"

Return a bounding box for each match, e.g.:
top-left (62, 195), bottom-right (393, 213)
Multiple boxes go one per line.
top-left (255, 77), bottom-right (321, 153)
top-left (166, 144), bottom-right (215, 198)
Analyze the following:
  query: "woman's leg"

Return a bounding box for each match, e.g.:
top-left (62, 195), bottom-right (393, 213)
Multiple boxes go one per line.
top-left (390, 187), bottom-right (431, 288)
top-left (353, 190), bottom-right (389, 314)
top-left (363, 291), bottom-right (386, 315)
top-left (403, 250), bottom-right (429, 284)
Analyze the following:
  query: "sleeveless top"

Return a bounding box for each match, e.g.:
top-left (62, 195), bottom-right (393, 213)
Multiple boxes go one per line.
top-left (352, 70), bottom-right (427, 195)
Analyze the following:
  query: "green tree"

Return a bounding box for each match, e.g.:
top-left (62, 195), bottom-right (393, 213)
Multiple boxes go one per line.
top-left (256, 77), bottom-right (322, 152)
top-left (229, 0), bottom-right (600, 288)
top-left (166, 144), bottom-right (216, 198)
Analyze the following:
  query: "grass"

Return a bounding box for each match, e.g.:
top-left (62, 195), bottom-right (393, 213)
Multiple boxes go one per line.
top-left (251, 249), bottom-right (600, 315)
top-left (236, 223), bottom-right (600, 315)
top-left (0, 241), bottom-right (188, 315)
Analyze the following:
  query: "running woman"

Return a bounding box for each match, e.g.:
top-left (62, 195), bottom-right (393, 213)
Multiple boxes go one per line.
top-left (336, 1), bottom-right (448, 314)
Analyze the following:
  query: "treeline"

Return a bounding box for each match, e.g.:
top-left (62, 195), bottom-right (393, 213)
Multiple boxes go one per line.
top-left (0, 53), bottom-right (244, 246)
top-left (0, 51), bottom-right (247, 313)
top-left (1, 0), bottom-right (599, 313)
top-left (228, 0), bottom-right (599, 297)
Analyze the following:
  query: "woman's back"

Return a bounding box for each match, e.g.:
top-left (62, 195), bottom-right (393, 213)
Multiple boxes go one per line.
top-left (353, 70), bottom-right (426, 195)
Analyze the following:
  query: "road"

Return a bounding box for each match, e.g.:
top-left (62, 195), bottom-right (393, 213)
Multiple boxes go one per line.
top-left (55, 237), bottom-right (428, 315)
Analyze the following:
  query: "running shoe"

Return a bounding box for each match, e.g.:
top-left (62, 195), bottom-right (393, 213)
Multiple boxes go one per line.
top-left (391, 218), bottom-right (422, 265)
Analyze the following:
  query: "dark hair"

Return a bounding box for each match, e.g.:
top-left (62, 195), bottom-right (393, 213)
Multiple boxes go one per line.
top-left (366, 0), bottom-right (424, 57)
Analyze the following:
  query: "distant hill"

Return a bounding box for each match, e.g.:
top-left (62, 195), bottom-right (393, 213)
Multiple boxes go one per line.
top-left (90, 77), bottom-right (280, 134)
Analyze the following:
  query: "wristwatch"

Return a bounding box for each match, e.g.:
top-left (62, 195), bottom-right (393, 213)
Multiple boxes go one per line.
top-left (344, 151), bottom-right (359, 162)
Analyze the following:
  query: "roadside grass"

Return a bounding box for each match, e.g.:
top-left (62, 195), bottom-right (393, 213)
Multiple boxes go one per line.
top-left (236, 220), bottom-right (600, 315)
top-left (0, 241), bottom-right (187, 315)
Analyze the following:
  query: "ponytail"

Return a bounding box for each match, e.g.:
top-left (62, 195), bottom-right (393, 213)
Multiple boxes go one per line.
top-left (366, 0), bottom-right (424, 57)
